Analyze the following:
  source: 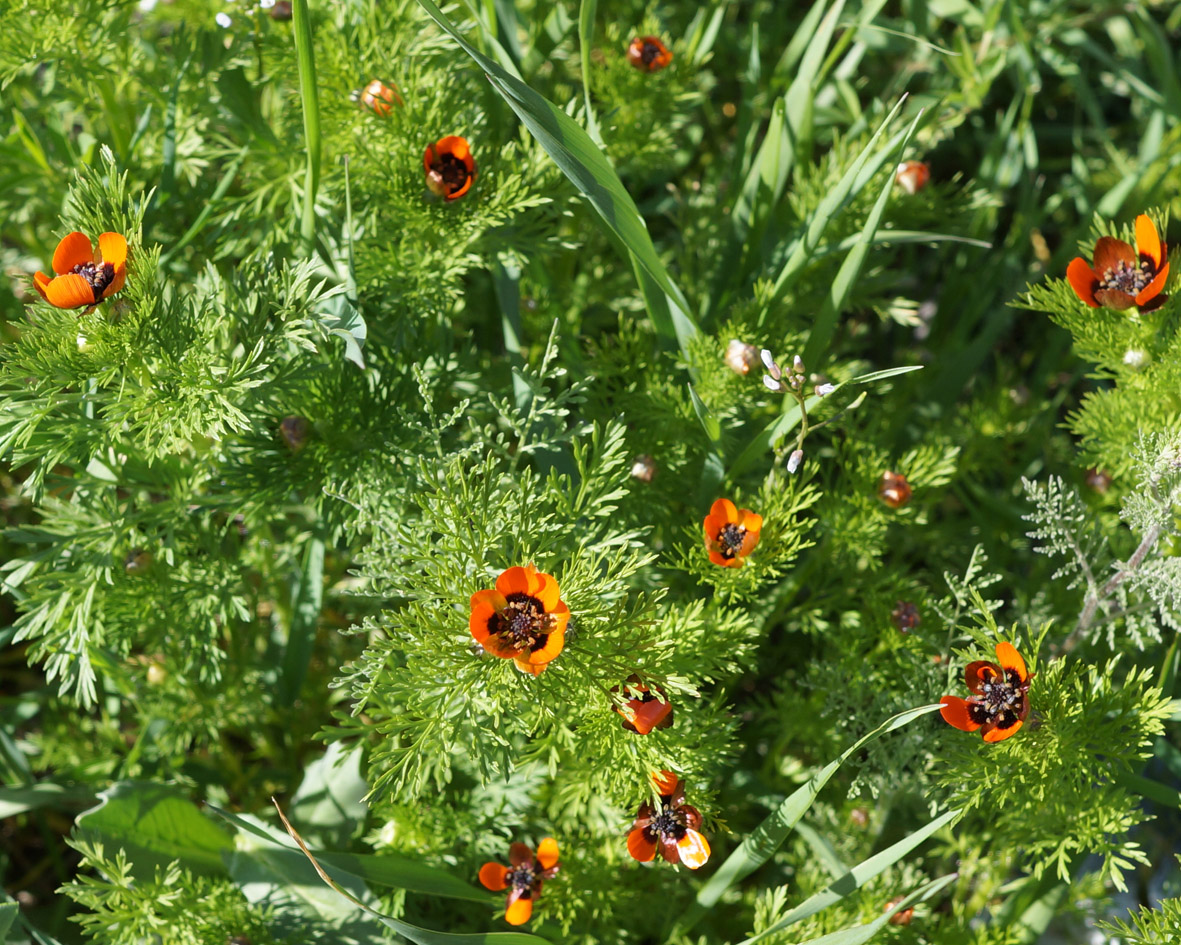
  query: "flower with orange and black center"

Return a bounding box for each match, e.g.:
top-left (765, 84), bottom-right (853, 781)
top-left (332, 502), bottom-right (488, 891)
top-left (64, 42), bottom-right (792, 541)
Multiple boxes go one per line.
top-left (424, 135), bottom-right (476, 201)
top-left (703, 498), bottom-right (762, 568)
top-left (469, 565), bottom-right (569, 676)
top-left (627, 771), bottom-right (710, 869)
top-left (1067, 214), bottom-right (1169, 311)
top-left (627, 35), bottom-right (673, 72)
top-left (33, 231), bottom-right (128, 310)
top-left (939, 642), bottom-right (1032, 743)
top-left (478, 838), bottom-right (559, 926)
top-left (611, 674), bottom-right (673, 735)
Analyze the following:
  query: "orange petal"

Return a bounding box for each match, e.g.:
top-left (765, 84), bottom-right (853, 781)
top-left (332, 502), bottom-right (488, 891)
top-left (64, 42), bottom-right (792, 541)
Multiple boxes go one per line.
top-left (628, 699), bottom-right (672, 735)
top-left (44, 273), bottom-right (97, 309)
top-left (627, 827), bottom-right (657, 862)
top-left (423, 144), bottom-right (436, 173)
top-left (52, 231), bottom-right (94, 274)
top-left (497, 565), bottom-right (538, 598)
top-left (738, 510), bottom-right (762, 535)
top-left (513, 657), bottom-right (547, 675)
top-left (536, 837), bottom-right (559, 869)
top-left (709, 498), bottom-right (738, 523)
top-left (32, 271), bottom-right (51, 301)
top-left (532, 571), bottom-right (562, 611)
top-left (446, 174), bottom-right (473, 201)
top-left (964, 660), bottom-right (1000, 695)
top-left (1066, 258), bottom-right (1097, 307)
top-left (738, 528), bottom-right (761, 558)
top-left (939, 696), bottom-right (982, 732)
top-left (478, 863), bottom-right (509, 891)
top-left (1135, 214), bottom-right (1162, 268)
top-left (650, 770), bottom-right (678, 795)
top-left (97, 232), bottom-right (127, 270)
top-left (983, 718), bottom-right (1022, 742)
top-left (470, 589), bottom-right (507, 611)
top-left (102, 264), bottom-right (126, 299)
top-left (1136, 261), bottom-right (1169, 306)
top-left (994, 642), bottom-right (1028, 683)
top-left (504, 896), bottom-right (533, 926)
top-left (524, 625), bottom-right (565, 666)
top-left (1092, 236), bottom-right (1136, 274)
top-left (677, 829), bottom-right (711, 869)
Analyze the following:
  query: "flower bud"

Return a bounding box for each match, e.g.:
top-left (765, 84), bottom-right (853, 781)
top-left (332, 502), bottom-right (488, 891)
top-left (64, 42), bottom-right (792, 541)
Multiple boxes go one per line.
top-left (884, 898), bottom-right (914, 926)
top-left (814, 383), bottom-right (836, 396)
top-left (787, 449), bottom-right (804, 474)
top-left (630, 454), bottom-right (657, 483)
top-left (850, 807), bottom-right (869, 828)
top-left (1085, 468), bottom-right (1112, 494)
top-left (894, 160), bottom-right (930, 195)
top-left (268, 0), bottom-right (292, 18)
top-left (1123, 348), bottom-right (1149, 370)
top-left (792, 355), bottom-right (804, 375)
top-left (891, 600), bottom-right (920, 632)
top-left (125, 548), bottom-right (152, 575)
top-left (355, 79), bottom-right (402, 116)
top-left (146, 662), bottom-right (167, 686)
top-left (877, 471), bottom-right (912, 509)
top-left (279, 415), bottom-right (310, 452)
top-left (724, 339), bottom-right (759, 376)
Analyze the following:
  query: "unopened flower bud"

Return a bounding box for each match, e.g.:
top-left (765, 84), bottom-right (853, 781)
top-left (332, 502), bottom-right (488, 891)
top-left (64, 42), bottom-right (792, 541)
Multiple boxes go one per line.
top-left (884, 898), bottom-right (914, 926)
top-left (268, 0), bottom-right (292, 18)
top-left (146, 662), bottom-right (167, 686)
top-left (124, 548), bottom-right (152, 575)
top-left (630, 454), bottom-right (656, 483)
top-left (792, 355), bottom-right (804, 375)
top-left (1123, 348), bottom-right (1148, 370)
top-left (1085, 468), bottom-right (1112, 494)
top-left (760, 348), bottom-right (780, 379)
top-left (279, 415), bottom-right (310, 452)
top-left (354, 79), bottom-right (402, 116)
top-left (763, 374), bottom-right (783, 392)
top-left (877, 470), bottom-right (912, 509)
top-left (894, 160), bottom-right (930, 195)
top-left (724, 339), bottom-right (759, 376)
top-left (787, 449), bottom-right (804, 474)
top-left (850, 807), bottom-right (869, 828)
top-left (891, 600), bottom-right (920, 632)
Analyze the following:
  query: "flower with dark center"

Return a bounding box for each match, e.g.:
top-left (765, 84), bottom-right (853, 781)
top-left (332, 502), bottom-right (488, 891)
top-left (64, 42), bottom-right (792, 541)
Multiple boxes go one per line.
top-left (611, 674), bottom-right (673, 734)
top-left (469, 565), bottom-right (569, 675)
top-left (703, 498), bottom-right (762, 568)
top-left (626, 771), bottom-right (710, 869)
top-left (424, 136), bottom-right (476, 201)
top-left (939, 642), bottom-right (1032, 743)
top-left (627, 35), bottom-right (673, 72)
top-left (478, 838), bottom-right (559, 926)
top-left (1067, 214), bottom-right (1169, 311)
top-left (33, 231), bottom-right (128, 310)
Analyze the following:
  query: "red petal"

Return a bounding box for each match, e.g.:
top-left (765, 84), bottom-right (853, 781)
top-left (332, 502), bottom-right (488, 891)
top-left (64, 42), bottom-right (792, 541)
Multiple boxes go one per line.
top-left (478, 863), bottom-right (508, 891)
top-left (52, 231), bottom-right (94, 274)
top-left (1066, 258), bottom-right (1097, 307)
top-left (1136, 261), bottom-right (1169, 306)
top-left (627, 827), bottom-right (657, 862)
top-left (1092, 236), bottom-right (1136, 273)
top-left (44, 273), bottom-right (97, 309)
top-left (939, 696), bottom-right (982, 732)
top-left (983, 718), bottom-right (1023, 742)
top-left (964, 660), bottom-right (1000, 695)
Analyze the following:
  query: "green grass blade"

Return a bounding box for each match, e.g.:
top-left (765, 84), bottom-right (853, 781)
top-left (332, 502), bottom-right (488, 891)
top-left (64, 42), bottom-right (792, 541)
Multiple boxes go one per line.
top-left (0, 901), bottom-right (17, 939)
top-left (291, 0), bottom-right (321, 256)
top-left (577, 0), bottom-right (600, 143)
top-left (278, 534), bottom-right (325, 705)
top-left (763, 873), bottom-right (958, 945)
top-left (415, 0), bottom-right (697, 357)
top-left (677, 704), bottom-right (942, 932)
top-left (743, 808), bottom-right (961, 944)
top-left (802, 109), bottom-right (922, 368)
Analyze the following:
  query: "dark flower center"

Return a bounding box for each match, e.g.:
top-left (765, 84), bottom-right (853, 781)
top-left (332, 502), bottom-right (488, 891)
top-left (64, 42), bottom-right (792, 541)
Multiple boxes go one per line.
top-left (1099, 259), bottom-right (1152, 296)
top-left (505, 864), bottom-right (537, 892)
top-left (640, 41), bottom-right (663, 65)
top-left (493, 593), bottom-right (555, 652)
top-left (430, 153), bottom-right (471, 193)
top-left (968, 667), bottom-right (1028, 729)
top-left (717, 523), bottom-right (746, 558)
top-left (650, 806), bottom-right (688, 841)
top-left (71, 261), bottom-right (114, 300)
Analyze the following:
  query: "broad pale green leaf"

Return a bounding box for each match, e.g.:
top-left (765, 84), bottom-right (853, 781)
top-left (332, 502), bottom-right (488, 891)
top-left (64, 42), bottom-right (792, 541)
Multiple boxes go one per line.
top-left (73, 781), bottom-right (233, 878)
top-left (290, 741), bottom-right (368, 847)
top-left (0, 901), bottom-right (17, 940)
top-left (678, 705), bottom-right (942, 933)
top-left (744, 808), bottom-right (961, 943)
top-left (0, 783), bottom-right (94, 819)
top-left (414, 0), bottom-right (697, 356)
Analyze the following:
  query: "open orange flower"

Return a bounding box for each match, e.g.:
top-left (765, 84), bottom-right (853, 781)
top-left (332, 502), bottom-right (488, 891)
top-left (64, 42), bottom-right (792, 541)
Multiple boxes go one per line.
top-left (470, 565), bottom-right (569, 675)
top-left (424, 135), bottom-right (476, 201)
top-left (627, 36), bottom-right (673, 72)
top-left (939, 642), bottom-right (1032, 743)
top-left (1067, 214), bottom-right (1169, 310)
top-left (703, 498), bottom-right (761, 568)
top-left (357, 79), bottom-right (402, 115)
top-left (33, 231), bottom-right (128, 310)
top-left (478, 838), bottom-right (559, 926)
top-left (627, 771), bottom-right (710, 869)
top-left (611, 675), bottom-right (673, 735)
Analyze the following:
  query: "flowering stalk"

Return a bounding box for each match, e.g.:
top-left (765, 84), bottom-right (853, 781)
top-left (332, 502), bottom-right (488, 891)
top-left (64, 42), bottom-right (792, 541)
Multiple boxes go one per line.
top-left (762, 349), bottom-right (832, 474)
top-left (290, 0), bottom-right (320, 256)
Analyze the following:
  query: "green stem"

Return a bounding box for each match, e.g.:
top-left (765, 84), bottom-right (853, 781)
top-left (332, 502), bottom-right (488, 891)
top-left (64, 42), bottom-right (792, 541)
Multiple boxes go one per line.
top-left (291, 0), bottom-right (321, 256)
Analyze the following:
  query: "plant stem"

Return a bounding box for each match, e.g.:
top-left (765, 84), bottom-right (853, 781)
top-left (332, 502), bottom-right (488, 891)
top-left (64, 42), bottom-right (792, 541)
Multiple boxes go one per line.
top-left (291, 0), bottom-right (321, 256)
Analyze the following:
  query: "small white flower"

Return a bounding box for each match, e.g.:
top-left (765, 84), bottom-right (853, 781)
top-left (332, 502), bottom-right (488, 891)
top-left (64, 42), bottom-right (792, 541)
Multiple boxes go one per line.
top-left (792, 355), bottom-right (804, 374)
top-left (76, 334), bottom-right (90, 351)
top-left (762, 374), bottom-right (782, 392)
top-left (1123, 348), bottom-right (1148, 369)
top-left (815, 383), bottom-right (836, 396)
top-left (760, 348), bottom-right (779, 377)
top-left (787, 449), bottom-right (804, 473)
top-left (215, 11), bottom-right (233, 27)
top-left (260, 0), bottom-right (276, 6)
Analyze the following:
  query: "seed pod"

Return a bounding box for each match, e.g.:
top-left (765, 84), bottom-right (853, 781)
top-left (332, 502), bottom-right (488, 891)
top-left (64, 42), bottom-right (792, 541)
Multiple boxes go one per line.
top-left (877, 471), bottom-right (912, 509)
top-left (279, 416), bottom-right (310, 452)
top-left (630, 454), bottom-right (657, 483)
top-left (724, 339), bottom-right (759, 376)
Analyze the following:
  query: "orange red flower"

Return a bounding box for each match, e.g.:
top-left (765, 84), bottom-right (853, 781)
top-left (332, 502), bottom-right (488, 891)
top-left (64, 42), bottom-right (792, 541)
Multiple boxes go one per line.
top-left (424, 135), bottom-right (476, 201)
top-left (939, 642), bottom-right (1032, 743)
top-left (1067, 214), bottom-right (1169, 310)
top-left (478, 838), bottom-right (559, 926)
top-left (33, 231), bottom-right (127, 310)
top-left (627, 771), bottom-right (710, 869)
top-left (357, 79), bottom-right (402, 116)
top-left (877, 471), bottom-right (911, 509)
top-left (469, 565), bottom-right (568, 675)
top-left (703, 498), bottom-right (761, 568)
top-left (627, 36), bottom-right (673, 72)
top-left (611, 675), bottom-right (673, 734)
top-left (894, 160), bottom-right (930, 195)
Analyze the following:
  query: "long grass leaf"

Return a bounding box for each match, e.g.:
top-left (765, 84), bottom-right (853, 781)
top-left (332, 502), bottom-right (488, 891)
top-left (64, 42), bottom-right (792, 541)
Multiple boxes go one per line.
top-left (577, 0), bottom-right (600, 142)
